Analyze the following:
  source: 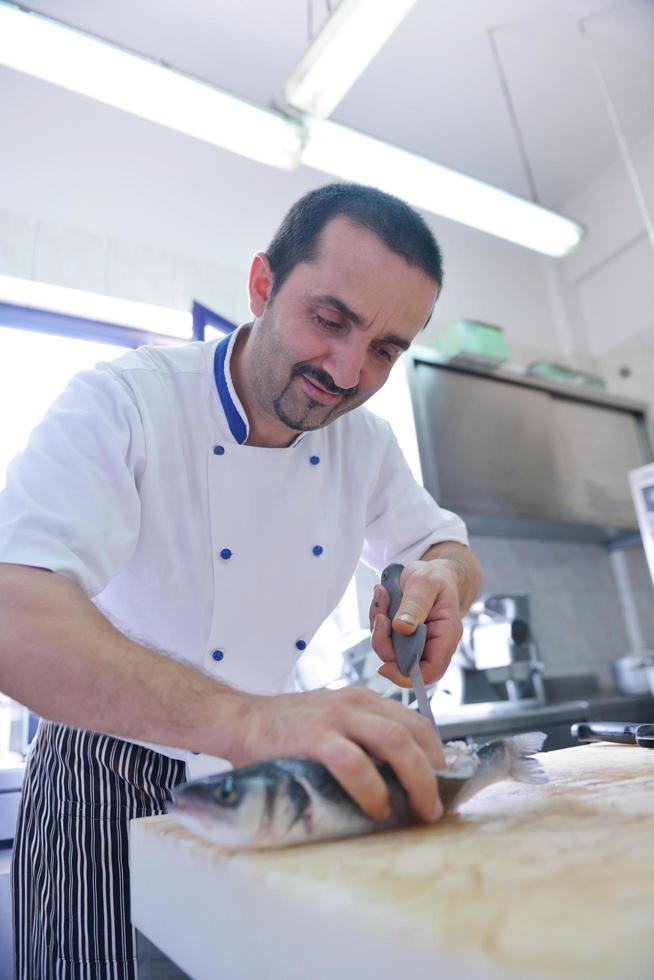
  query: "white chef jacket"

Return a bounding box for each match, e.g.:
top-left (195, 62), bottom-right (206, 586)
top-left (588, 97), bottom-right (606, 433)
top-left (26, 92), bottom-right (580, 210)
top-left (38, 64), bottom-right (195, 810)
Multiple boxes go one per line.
top-left (0, 326), bottom-right (468, 777)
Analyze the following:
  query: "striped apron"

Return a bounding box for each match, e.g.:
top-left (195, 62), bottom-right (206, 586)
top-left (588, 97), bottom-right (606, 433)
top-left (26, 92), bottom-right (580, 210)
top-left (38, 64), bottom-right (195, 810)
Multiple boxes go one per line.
top-left (12, 720), bottom-right (186, 979)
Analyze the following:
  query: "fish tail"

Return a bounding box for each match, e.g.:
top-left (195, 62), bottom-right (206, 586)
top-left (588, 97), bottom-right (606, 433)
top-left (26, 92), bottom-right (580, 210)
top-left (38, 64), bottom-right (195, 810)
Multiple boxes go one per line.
top-left (504, 731), bottom-right (549, 784)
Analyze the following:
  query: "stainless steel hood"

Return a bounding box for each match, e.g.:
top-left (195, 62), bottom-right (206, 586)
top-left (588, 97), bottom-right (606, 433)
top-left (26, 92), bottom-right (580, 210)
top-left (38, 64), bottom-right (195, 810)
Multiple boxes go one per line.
top-left (408, 349), bottom-right (654, 542)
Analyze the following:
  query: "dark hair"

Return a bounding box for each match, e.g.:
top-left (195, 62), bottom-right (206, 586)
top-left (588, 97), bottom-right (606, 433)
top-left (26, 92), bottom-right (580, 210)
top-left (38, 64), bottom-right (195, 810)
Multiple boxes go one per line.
top-left (266, 183), bottom-right (443, 298)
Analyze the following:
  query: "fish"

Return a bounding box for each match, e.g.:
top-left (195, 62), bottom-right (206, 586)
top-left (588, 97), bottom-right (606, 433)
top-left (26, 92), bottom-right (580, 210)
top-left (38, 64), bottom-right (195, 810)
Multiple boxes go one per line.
top-left (168, 732), bottom-right (548, 850)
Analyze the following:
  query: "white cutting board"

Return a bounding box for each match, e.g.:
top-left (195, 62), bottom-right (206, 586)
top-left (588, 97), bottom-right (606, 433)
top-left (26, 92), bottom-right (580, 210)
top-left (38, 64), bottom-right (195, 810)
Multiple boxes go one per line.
top-left (130, 743), bottom-right (654, 979)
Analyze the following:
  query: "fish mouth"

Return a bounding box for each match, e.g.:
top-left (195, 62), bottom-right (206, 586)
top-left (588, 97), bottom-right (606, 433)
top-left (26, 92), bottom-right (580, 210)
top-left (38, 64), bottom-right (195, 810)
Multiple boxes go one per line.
top-left (168, 798), bottom-right (253, 849)
top-left (169, 775), bottom-right (278, 849)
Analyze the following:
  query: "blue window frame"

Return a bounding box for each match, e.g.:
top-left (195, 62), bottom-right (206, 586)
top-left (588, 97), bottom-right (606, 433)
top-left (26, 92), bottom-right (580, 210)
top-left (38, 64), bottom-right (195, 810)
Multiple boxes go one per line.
top-left (192, 301), bottom-right (235, 342)
top-left (0, 300), bottom-right (183, 349)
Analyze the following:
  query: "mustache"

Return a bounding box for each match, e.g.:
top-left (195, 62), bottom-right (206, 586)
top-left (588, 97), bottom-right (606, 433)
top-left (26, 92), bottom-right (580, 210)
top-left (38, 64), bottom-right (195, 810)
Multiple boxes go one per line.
top-left (292, 364), bottom-right (358, 399)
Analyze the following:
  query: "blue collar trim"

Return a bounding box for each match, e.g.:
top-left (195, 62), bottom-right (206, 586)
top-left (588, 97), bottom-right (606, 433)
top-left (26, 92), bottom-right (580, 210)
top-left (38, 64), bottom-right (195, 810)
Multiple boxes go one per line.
top-left (213, 334), bottom-right (247, 445)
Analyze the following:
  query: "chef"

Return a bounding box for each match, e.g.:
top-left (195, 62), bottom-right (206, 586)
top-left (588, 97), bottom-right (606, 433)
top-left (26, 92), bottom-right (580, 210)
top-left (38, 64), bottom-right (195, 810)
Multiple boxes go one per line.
top-left (0, 182), bottom-right (481, 978)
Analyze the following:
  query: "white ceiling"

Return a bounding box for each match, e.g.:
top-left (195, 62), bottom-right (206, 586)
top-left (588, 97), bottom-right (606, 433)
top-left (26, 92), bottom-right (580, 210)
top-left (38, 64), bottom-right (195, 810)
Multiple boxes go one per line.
top-left (0, 0), bottom-right (652, 270)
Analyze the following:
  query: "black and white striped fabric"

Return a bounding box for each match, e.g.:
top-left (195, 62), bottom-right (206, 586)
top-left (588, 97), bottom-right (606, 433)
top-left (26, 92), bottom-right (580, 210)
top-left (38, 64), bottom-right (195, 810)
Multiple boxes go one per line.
top-left (12, 720), bottom-right (186, 979)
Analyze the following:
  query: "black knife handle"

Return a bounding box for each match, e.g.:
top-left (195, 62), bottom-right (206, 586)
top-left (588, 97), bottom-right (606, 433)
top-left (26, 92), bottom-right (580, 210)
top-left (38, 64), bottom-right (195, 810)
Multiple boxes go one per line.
top-left (636, 724), bottom-right (654, 748)
top-left (571, 722), bottom-right (639, 745)
top-left (380, 563), bottom-right (427, 677)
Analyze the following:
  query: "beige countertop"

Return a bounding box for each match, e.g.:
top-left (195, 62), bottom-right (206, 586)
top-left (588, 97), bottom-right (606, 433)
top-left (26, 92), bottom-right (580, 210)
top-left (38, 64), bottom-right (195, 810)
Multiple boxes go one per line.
top-left (130, 743), bottom-right (654, 980)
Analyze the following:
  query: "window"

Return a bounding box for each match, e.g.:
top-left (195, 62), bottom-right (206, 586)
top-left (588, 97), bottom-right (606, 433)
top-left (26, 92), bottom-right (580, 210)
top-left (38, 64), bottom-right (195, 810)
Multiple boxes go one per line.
top-left (0, 324), bottom-right (133, 488)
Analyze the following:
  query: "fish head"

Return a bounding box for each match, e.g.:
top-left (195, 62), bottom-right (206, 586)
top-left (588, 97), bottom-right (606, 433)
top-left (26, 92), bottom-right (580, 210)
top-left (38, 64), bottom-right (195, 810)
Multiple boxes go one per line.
top-left (168, 761), bottom-right (307, 849)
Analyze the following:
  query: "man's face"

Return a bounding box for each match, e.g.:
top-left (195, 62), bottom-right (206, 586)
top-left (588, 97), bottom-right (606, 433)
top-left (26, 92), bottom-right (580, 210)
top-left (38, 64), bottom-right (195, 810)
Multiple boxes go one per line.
top-left (242, 216), bottom-right (439, 444)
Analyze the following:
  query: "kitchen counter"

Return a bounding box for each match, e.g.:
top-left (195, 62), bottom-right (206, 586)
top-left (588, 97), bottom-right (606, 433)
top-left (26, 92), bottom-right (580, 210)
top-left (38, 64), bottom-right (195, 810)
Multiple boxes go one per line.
top-left (438, 693), bottom-right (654, 744)
top-left (130, 742), bottom-right (654, 980)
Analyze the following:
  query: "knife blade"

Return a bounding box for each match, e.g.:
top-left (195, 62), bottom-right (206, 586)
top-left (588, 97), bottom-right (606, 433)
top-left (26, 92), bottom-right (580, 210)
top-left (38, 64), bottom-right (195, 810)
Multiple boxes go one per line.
top-left (381, 563), bottom-right (440, 737)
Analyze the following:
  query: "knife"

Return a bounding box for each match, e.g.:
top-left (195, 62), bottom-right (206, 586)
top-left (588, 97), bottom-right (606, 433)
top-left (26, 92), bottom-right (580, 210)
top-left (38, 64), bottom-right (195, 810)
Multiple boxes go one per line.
top-left (381, 563), bottom-right (440, 736)
top-left (571, 721), bottom-right (654, 748)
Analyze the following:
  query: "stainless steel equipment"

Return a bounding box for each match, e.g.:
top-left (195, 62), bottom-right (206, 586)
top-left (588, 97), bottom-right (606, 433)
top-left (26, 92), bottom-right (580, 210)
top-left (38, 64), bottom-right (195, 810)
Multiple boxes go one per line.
top-left (611, 653), bottom-right (654, 696)
top-left (436, 593), bottom-right (545, 710)
top-left (408, 349), bottom-right (653, 542)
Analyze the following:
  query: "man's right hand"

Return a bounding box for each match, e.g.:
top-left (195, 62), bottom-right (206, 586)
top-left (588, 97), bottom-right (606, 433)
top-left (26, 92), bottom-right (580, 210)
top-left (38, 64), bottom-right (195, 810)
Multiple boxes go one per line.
top-left (230, 687), bottom-right (445, 824)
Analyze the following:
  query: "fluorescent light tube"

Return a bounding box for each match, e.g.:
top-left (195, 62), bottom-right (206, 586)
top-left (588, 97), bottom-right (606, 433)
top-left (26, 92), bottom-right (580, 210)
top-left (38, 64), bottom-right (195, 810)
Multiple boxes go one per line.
top-left (0, 1), bottom-right (585, 257)
top-left (284, 0), bottom-right (418, 118)
top-left (0, 1), bottom-right (303, 170)
top-left (0, 275), bottom-right (192, 338)
top-left (302, 120), bottom-right (585, 257)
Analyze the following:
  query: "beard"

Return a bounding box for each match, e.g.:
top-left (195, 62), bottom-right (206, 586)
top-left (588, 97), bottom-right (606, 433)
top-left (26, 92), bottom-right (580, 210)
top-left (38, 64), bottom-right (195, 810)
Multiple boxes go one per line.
top-left (272, 363), bottom-right (359, 432)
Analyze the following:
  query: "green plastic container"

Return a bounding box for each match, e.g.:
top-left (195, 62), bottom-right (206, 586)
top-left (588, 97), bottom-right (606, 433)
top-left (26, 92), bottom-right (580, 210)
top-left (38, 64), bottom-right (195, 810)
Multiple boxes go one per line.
top-left (433, 319), bottom-right (508, 366)
top-left (527, 360), bottom-right (606, 389)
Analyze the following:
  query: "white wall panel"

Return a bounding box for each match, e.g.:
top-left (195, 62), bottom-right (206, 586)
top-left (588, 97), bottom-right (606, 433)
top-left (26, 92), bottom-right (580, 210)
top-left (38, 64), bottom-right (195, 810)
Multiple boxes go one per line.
top-left (576, 235), bottom-right (654, 357)
top-left (0, 210), bottom-right (35, 280)
top-left (33, 220), bottom-right (107, 294)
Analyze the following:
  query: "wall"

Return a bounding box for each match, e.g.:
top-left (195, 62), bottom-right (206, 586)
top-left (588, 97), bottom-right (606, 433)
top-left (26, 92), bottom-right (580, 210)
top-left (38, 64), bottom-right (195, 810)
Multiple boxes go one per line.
top-left (0, 209), bottom-right (251, 328)
top-left (421, 215), bottom-right (571, 356)
top-left (561, 130), bottom-right (654, 362)
top-left (470, 536), bottom-right (654, 691)
top-left (554, 128), bottom-right (654, 425)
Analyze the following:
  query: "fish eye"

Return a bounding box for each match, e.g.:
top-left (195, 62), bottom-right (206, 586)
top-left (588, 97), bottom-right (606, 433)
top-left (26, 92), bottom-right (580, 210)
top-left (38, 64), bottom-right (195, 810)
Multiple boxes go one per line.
top-left (214, 774), bottom-right (240, 807)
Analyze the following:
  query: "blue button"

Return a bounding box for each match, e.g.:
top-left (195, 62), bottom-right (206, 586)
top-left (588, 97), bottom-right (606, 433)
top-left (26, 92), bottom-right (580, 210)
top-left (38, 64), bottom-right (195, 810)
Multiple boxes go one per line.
top-left (192, 751), bottom-right (200, 755)
top-left (312, 545), bottom-right (323, 556)
top-left (212, 649), bottom-right (224, 662)
top-left (213, 445), bottom-right (225, 455)
top-left (295, 640), bottom-right (306, 651)
top-left (310, 455), bottom-right (320, 465)
top-left (220, 548), bottom-right (232, 560)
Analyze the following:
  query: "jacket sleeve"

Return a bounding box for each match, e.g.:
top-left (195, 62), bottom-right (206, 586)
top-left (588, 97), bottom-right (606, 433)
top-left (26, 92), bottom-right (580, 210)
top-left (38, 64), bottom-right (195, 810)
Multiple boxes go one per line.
top-left (0, 363), bottom-right (145, 597)
top-left (360, 418), bottom-right (468, 573)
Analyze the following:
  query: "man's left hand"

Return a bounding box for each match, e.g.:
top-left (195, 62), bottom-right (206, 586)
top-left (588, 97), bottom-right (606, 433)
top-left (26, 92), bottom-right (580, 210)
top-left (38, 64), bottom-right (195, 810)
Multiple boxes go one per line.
top-left (369, 559), bottom-right (464, 688)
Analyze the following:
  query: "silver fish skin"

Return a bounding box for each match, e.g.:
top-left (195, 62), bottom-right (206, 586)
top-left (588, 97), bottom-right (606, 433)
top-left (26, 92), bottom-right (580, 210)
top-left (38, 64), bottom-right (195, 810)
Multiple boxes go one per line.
top-left (168, 732), bottom-right (547, 850)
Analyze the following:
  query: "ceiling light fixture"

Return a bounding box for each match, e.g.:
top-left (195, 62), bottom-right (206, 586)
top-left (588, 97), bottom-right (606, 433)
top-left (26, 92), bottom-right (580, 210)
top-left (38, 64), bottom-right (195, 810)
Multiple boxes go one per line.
top-left (0, 1), bottom-right (303, 170)
top-left (284, 0), bottom-right (418, 118)
top-left (0, 1), bottom-right (585, 257)
top-left (301, 120), bottom-right (585, 257)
